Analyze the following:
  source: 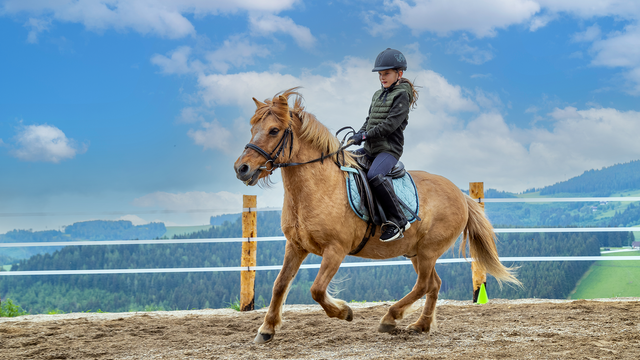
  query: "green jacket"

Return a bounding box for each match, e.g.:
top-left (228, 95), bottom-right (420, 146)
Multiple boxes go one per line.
top-left (359, 82), bottom-right (412, 160)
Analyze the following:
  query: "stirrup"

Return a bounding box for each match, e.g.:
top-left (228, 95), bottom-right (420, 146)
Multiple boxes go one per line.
top-left (380, 222), bottom-right (404, 242)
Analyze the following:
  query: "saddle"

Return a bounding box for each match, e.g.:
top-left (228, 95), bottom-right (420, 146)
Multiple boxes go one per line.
top-left (343, 160), bottom-right (421, 255)
top-left (351, 155), bottom-right (410, 227)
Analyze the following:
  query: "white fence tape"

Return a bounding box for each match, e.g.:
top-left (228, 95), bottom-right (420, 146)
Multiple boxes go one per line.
top-left (2, 227), bottom-right (640, 248)
top-left (1, 256), bottom-right (638, 276)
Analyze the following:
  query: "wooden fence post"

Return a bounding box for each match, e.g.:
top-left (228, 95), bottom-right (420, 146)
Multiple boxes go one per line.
top-left (469, 182), bottom-right (487, 303)
top-left (241, 195), bottom-right (257, 311)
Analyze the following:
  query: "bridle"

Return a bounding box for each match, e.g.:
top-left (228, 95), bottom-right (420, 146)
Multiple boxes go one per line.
top-left (243, 112), bottom-right (354, 173)
top-left (244, 125), bottom-right (294, 172)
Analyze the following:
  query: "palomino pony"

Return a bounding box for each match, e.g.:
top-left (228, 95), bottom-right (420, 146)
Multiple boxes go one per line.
top-left (234, 88), bottom-right (520, 344)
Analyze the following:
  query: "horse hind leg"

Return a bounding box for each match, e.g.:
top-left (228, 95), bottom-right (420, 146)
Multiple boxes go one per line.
top-left (406, 269), bottom-right (441, 334)
top-left (309, 247), bottom-right (353, 322)
top-left (378, 256), bottom-right (436, 333)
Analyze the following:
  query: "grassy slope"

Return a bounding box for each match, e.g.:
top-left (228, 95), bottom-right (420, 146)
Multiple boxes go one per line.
top-left (162, 225), bottom-right (212, 239)
top-left (570, 250), bottom-right (640, 299)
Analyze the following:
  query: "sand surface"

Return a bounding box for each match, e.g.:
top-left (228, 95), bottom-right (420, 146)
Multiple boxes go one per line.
top-left (1, 298), bottom-right (639, 359)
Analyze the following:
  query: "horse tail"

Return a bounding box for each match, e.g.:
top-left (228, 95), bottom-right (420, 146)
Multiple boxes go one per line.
top-left (461, 196), bottom-right (522, 288)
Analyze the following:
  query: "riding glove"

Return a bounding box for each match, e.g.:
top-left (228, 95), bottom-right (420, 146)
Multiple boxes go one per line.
top-left (349, 131), bottom-right (367, 146)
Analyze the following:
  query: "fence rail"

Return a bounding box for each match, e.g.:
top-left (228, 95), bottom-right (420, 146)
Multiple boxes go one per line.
top-left (1, 255), bottom-right (638, 276)
top-left (2, 226), bottom-right (639, 249)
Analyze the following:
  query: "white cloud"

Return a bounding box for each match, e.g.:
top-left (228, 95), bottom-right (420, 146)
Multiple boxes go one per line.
top-left (24, 17), bottom-right (51, 43)
top-left (151, 37), bottom-right (270, 75)
top-left (446, 36), bottom-right (494, 64)
top-left (401, 106), bottom-right (640, 192)
top-left (187, 119), bottom-right (235, 154)
top-left (204, 36), bottom-right (271, 73)
top-left (572, 24), bottom-right (601, 43)
top-left (11, 124), bottom-right (86, 163)
top-left (151, 46), bottom-right (197, 75)
top-left (2, 0), bottom-right (299, 39)
top-left (389, 0), bottom-right (540, 38)
top-left (249, 13), bottom-right (315, 49)
top-left (590, 24), bottom-right (640, 68)
top-left (192, 59), bottom-right (640, 192)
top-left (529, 12), bottom-right (556, 31)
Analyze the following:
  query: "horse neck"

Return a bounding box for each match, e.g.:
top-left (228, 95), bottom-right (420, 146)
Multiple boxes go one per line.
top-left (280, 140), bottom-right (344, 201)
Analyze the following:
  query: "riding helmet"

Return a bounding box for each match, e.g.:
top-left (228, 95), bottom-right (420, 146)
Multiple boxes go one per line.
top-left (372, 48), bottom-right (407, 72)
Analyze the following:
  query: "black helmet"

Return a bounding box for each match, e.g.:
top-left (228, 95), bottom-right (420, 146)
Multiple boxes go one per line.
top-left (372, 48), bottom-right (407, 72)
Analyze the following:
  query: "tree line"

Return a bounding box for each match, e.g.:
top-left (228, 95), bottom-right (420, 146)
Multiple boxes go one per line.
top-left (1, 211), bottom-right (618, 314)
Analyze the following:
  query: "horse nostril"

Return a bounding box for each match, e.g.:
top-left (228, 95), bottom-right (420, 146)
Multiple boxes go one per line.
top-left (238, 164), bottom-right (249, 176)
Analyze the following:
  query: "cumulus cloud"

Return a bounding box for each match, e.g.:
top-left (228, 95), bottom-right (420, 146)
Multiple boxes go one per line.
top-left (187, 53), bottom-right (640, 192)
top-left (2, 0), bottom-right (299, 39)
top-left (388, 0), bottom-right (540, 38)
top-left (249, 13), bottom-right (316, 49)
top-left (11, 124), bottom-right (86, 163)
top-left (151, 37), bottom-right (270, 76)
top-left (187, 119), bottom-right (236, 154)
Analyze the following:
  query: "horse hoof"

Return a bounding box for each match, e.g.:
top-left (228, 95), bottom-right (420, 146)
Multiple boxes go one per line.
top-left (406, 325), bottom-right (422, 334)
top-left (254, 332), bottom-right (273, 344)
top-left (378, 323), bottom-right (396, 333)
top-left (345, 307), bottom-right (353, 322)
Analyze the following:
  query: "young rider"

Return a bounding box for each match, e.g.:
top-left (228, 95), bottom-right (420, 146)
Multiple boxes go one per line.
top-left (349, 48), bottom-right (418, 242)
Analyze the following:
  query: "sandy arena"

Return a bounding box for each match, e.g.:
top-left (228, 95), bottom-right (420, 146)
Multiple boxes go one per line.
top-left (1, 298), bottom-right (639, 359)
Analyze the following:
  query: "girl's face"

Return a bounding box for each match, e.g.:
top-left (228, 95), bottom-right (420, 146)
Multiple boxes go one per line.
top-left (378, 69), bottom-right (402, 88)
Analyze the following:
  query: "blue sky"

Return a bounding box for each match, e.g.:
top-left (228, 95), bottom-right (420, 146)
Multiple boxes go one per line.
top-left (2, 0), bottom-right (640, 233)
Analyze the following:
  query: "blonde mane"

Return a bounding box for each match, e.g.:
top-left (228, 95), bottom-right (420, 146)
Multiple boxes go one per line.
top-left (253, 88), bottom-right (359, 169)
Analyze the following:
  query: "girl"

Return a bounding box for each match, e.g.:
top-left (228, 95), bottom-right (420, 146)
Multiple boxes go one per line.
top-left (349, 48), bottom-right (419, 241)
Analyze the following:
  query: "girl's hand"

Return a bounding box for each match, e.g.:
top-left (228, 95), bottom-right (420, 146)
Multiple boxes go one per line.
top-left (349, 131), bottom-right (367, 145)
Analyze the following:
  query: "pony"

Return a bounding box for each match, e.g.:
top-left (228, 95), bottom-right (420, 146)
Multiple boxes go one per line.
top-left (234, 88), bottom-right (520, 344)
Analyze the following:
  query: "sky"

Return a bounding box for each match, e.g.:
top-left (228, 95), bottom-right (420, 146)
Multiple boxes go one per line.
top-left (2, 0), bottom-right (640, 233)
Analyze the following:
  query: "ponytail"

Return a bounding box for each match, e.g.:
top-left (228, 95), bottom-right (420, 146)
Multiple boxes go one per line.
top-left (398, 77), bottom-right (419, 109)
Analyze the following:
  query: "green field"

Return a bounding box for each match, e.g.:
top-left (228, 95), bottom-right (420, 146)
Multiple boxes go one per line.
top-left (162, 225), bottom-right (213, 239)
top-left (1, 265), bottom-right (11, 271)
top-left (570, 250), bottom-right (640, 299)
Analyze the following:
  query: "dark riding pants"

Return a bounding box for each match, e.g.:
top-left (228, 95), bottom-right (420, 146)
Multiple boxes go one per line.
top-left (354, 149), bottom-right (398, 180)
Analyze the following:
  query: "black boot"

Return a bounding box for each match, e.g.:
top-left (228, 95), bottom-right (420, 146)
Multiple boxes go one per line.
top-left (370, 174), bottom-right (410, 242)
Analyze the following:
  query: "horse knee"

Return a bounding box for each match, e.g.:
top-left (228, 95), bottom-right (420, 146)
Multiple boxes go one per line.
top-left (310, 285), bottom-right (325, 302)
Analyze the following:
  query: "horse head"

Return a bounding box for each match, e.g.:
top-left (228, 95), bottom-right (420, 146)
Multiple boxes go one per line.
top-left (234, 89), bottom-right (301, 186)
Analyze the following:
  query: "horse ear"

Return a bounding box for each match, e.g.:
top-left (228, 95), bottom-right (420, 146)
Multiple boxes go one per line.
top-left (253, 97), bottom-right (265, 108)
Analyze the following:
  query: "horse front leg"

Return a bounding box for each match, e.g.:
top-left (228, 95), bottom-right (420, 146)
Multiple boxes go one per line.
top-left (309, 247), bottom-right (353, 321)
top-left (254, 241), bottom-right (308, 344)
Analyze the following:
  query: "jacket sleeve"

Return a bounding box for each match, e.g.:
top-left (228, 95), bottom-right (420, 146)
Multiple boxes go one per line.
top-left (358, 104), bottom-right (372, 133)
top-left (365, 91), bottom-right (410, 139)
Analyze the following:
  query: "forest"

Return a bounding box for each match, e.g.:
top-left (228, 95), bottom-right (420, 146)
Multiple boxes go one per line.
top-left (1, 210), bottom-right (627, 314)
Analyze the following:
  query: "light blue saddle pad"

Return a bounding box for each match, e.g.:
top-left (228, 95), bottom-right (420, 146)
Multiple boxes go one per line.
top-left (342, 167), bottom-right (419, 223)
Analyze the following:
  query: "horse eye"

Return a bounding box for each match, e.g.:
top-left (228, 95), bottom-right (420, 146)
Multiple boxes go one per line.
top-left (269, 128), bottom-right (280, 136)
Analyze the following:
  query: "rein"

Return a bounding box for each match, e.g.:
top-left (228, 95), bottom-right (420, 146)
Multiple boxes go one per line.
top-left (244, 120), bottom-right (355, 173)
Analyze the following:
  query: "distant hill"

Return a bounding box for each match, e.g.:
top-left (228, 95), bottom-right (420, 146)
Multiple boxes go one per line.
top-left (0, 220), bottom-right (166, 261)
top-left (538, 160), bottom-right (640, 196)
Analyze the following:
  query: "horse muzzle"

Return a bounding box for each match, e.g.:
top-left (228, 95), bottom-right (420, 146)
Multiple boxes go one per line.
top-left (235, 163), bottom-right (261, 186)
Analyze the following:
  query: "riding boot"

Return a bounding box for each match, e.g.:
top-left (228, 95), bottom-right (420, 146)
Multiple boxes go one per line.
top-left (370, 174), bottom-right (410, 242)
